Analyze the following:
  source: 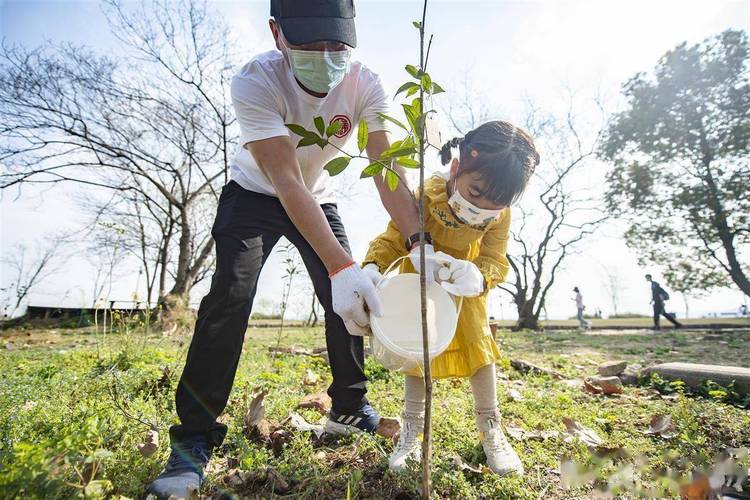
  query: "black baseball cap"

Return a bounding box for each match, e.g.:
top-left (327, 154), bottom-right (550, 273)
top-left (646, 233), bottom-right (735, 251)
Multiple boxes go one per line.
top-left (271, 0), bottom-right (357, 48)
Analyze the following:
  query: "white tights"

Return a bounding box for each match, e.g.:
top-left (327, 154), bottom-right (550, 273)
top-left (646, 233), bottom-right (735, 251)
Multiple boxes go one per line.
top-left (402, 363), bottom-right (498, 419)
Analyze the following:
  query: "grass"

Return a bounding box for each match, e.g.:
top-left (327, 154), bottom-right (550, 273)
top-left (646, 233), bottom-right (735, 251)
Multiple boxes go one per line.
top-left (1, 325), bottom-right (749, 499)
top-left (492, 317), bottom-right (750, 329)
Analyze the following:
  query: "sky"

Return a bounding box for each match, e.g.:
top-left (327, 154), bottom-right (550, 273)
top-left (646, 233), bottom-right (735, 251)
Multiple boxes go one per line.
top-left (1, 0), bottom-right (749, 320)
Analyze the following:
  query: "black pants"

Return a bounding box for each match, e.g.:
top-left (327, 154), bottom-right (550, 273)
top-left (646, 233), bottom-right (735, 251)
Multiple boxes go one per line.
top-left (653, 300), bottom-right (680, 328)
top-left (170, 182), bottom-right (367, 445)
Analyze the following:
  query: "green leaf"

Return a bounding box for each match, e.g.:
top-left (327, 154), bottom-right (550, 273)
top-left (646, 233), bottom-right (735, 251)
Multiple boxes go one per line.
top-left (377, 112), bottom-right (408, 131)
top-left (388, 139), bottom-right (404, 149)
top-left (324, 156), bottom-right (351, 176)
top-left (411, 97), bottom-right (422, 113)
top-left (395, 81), bottom-right (420, 97)
top-left (360, 162), bottom-right (384, 178)
top-left (396, 157), bottom-right (420, 168)
top-left (297, 136), bottom-right (319, 148)
top-left (402, 103), bottom-right (419, 132)
top-left (386, 169), bottom-right (399, 191)
top-left (412, 21), bottom-right (421, 29)
top-left (286, 123), bottom-right (310, 137)
top-left (357, 119), bottom-right (368, 153)
top-left (431, 82), bottom-right (445, 94)
top-left (405, 64), bottom-right (420, 79)
top-left (421, 73), bottom-right (432, 92)
top-left (326, 120), bottom-right (343, 136)
top-left (381, 146), bottom-right (417, 160)
top-left (314, 116), bottom-right (325, 136)
top-left (406, 85), bottom-right (420, 98)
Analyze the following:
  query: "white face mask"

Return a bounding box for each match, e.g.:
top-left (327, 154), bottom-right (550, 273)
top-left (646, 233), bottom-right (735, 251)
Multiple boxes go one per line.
top-left (448, 179), bottom-right (502, 227)
top-left (282, 39), bottom-right (351, 94)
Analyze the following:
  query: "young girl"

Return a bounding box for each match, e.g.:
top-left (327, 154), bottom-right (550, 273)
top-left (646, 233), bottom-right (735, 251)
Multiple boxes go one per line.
top-left (362, 121), bottom-right (539, 476)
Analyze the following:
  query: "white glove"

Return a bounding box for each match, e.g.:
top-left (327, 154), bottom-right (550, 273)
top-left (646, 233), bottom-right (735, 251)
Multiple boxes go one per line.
top-left (362, 263), bottom-right (384, 288)
top-left (408, 243), bottom-right (440, 282)
top-left (330, 262), bottom-right (384, 337)
top-left (434, 252), bottom-right (485, 297)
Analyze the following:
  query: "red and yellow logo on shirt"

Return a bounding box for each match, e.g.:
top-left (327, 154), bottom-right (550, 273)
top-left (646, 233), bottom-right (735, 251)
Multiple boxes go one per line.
top-left (329, 115), bottom-right (351, 138)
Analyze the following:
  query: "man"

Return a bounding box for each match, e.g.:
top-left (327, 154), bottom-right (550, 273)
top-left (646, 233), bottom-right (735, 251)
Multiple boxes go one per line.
top-left (148, 1), bottom-right (437, 496)
top-left (645, 274), bottom-right (682, 330)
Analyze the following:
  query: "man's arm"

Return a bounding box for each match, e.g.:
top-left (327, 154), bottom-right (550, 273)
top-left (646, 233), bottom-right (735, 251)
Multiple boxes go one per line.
top-left (366, 130), bottom-right (420, 242)
top-left (246, 137), bottom-right (351, 273)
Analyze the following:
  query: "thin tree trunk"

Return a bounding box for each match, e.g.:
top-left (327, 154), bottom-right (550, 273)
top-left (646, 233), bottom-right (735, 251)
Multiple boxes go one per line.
top-left (418, 3), bottom-right (431, 497)
top-left (170, 206), bottom-right (193, 298)
top-left (699, 120), bottom-right (750, 296)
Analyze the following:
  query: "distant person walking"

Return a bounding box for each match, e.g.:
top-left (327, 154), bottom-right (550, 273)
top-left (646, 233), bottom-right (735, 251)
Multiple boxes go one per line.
top-left (645, 274), bottom-right (682, 330)
top-left (572, 287), bottom-right (590, 330)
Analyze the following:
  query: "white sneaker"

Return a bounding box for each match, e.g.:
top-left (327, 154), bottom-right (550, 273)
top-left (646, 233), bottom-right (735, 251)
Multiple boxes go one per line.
top-left (477, 415), bottom-right (524, 476)
top-left (388, 415), bottom-right (423, 472)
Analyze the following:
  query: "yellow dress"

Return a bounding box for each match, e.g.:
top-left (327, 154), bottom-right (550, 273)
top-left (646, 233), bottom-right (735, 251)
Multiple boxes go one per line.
top-left (363, 175), bottom-right (511, 378)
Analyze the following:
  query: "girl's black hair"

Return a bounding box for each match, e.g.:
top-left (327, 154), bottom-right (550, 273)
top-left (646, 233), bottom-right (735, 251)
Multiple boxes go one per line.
top-left (439, 120), bottom-right (539, 206)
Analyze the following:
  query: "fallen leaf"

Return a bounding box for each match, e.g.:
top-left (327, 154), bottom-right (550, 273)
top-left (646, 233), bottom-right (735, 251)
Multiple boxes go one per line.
top-left (680, 473), bottom-right (719, 500)
top-left (505, 423), bottom-right (560, 441)
top-left (511, 359), bottom-right (563, 379)
top-left (267, 467), bottom-right (291, 494)
top-left (585, 376), bottom-right (623, 396)
top-left (376, 417), bottom-right (401, 439)
top-left (245, 388), bottom-right (268, 429)
top-left (302, 369), bottom-right (318, 386)
top-left (297, 392), bottom-right (331, 415)
top-left (137, 429), bottom-right (159, 457)
top-left (270, 429), bottom-right (290, 456)
top-left (563, 417), bottom-right (604, 448)
top-left (506, 388), bottom-right (525, 401)
top-left (452, 454), bottom-right (485, 474)
top-left (645, 414), bottom-right (678, 439)
top-left (223, 468), bottom-right (251, 488)
top-left (505, 423), bottom-right (526, 441)
top-left (289, 412), bottom-right (325, 438)
top-left (583, 378), bottom-right (604, 395)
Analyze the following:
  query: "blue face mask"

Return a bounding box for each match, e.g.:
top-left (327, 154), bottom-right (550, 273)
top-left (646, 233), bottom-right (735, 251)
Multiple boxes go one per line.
top-left (283, 41), bottom-right (351, 94)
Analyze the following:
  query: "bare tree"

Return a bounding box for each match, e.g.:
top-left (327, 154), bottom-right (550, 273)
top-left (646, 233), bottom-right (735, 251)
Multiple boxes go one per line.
top-left (0, 0), bottom-right (236, 311)
top-left (87, 225), bottom-right (128, 307)
top-left (1, 238), bottom-right (66, 317)
top-left (600, 264), bottom-right (626, 317)
top-left (443, 84), bottom-right (609, 330)
top-left (500, 100), bottom-right (609, 330)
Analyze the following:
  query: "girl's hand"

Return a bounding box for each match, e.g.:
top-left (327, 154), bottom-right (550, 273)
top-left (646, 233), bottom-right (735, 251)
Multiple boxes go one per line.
top-left (408, 243), bottom-right (440, 283)
top-left (434, 252), bottom-right (485, 297)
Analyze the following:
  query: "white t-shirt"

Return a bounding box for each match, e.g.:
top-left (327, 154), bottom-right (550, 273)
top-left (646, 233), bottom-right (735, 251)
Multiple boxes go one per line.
top-left (230, 50), bottom-right (389, 204)
top-left (575, 292), bottom-right (584, 309)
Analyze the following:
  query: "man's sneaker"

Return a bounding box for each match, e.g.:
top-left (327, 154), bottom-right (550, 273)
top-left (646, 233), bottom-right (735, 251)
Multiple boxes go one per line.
top-left (477, 413), bottom-right (524, 476)
top-left (147, 437), bottom-right (212, 499)
top-left (325, 403), bottom-right (380, 435)
top-left (388, 414), bottom-right (423, 472)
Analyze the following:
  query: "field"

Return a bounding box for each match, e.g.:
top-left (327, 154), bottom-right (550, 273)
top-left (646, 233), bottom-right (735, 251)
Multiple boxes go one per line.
top-left (1, 324), bottom-right (749, 499)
